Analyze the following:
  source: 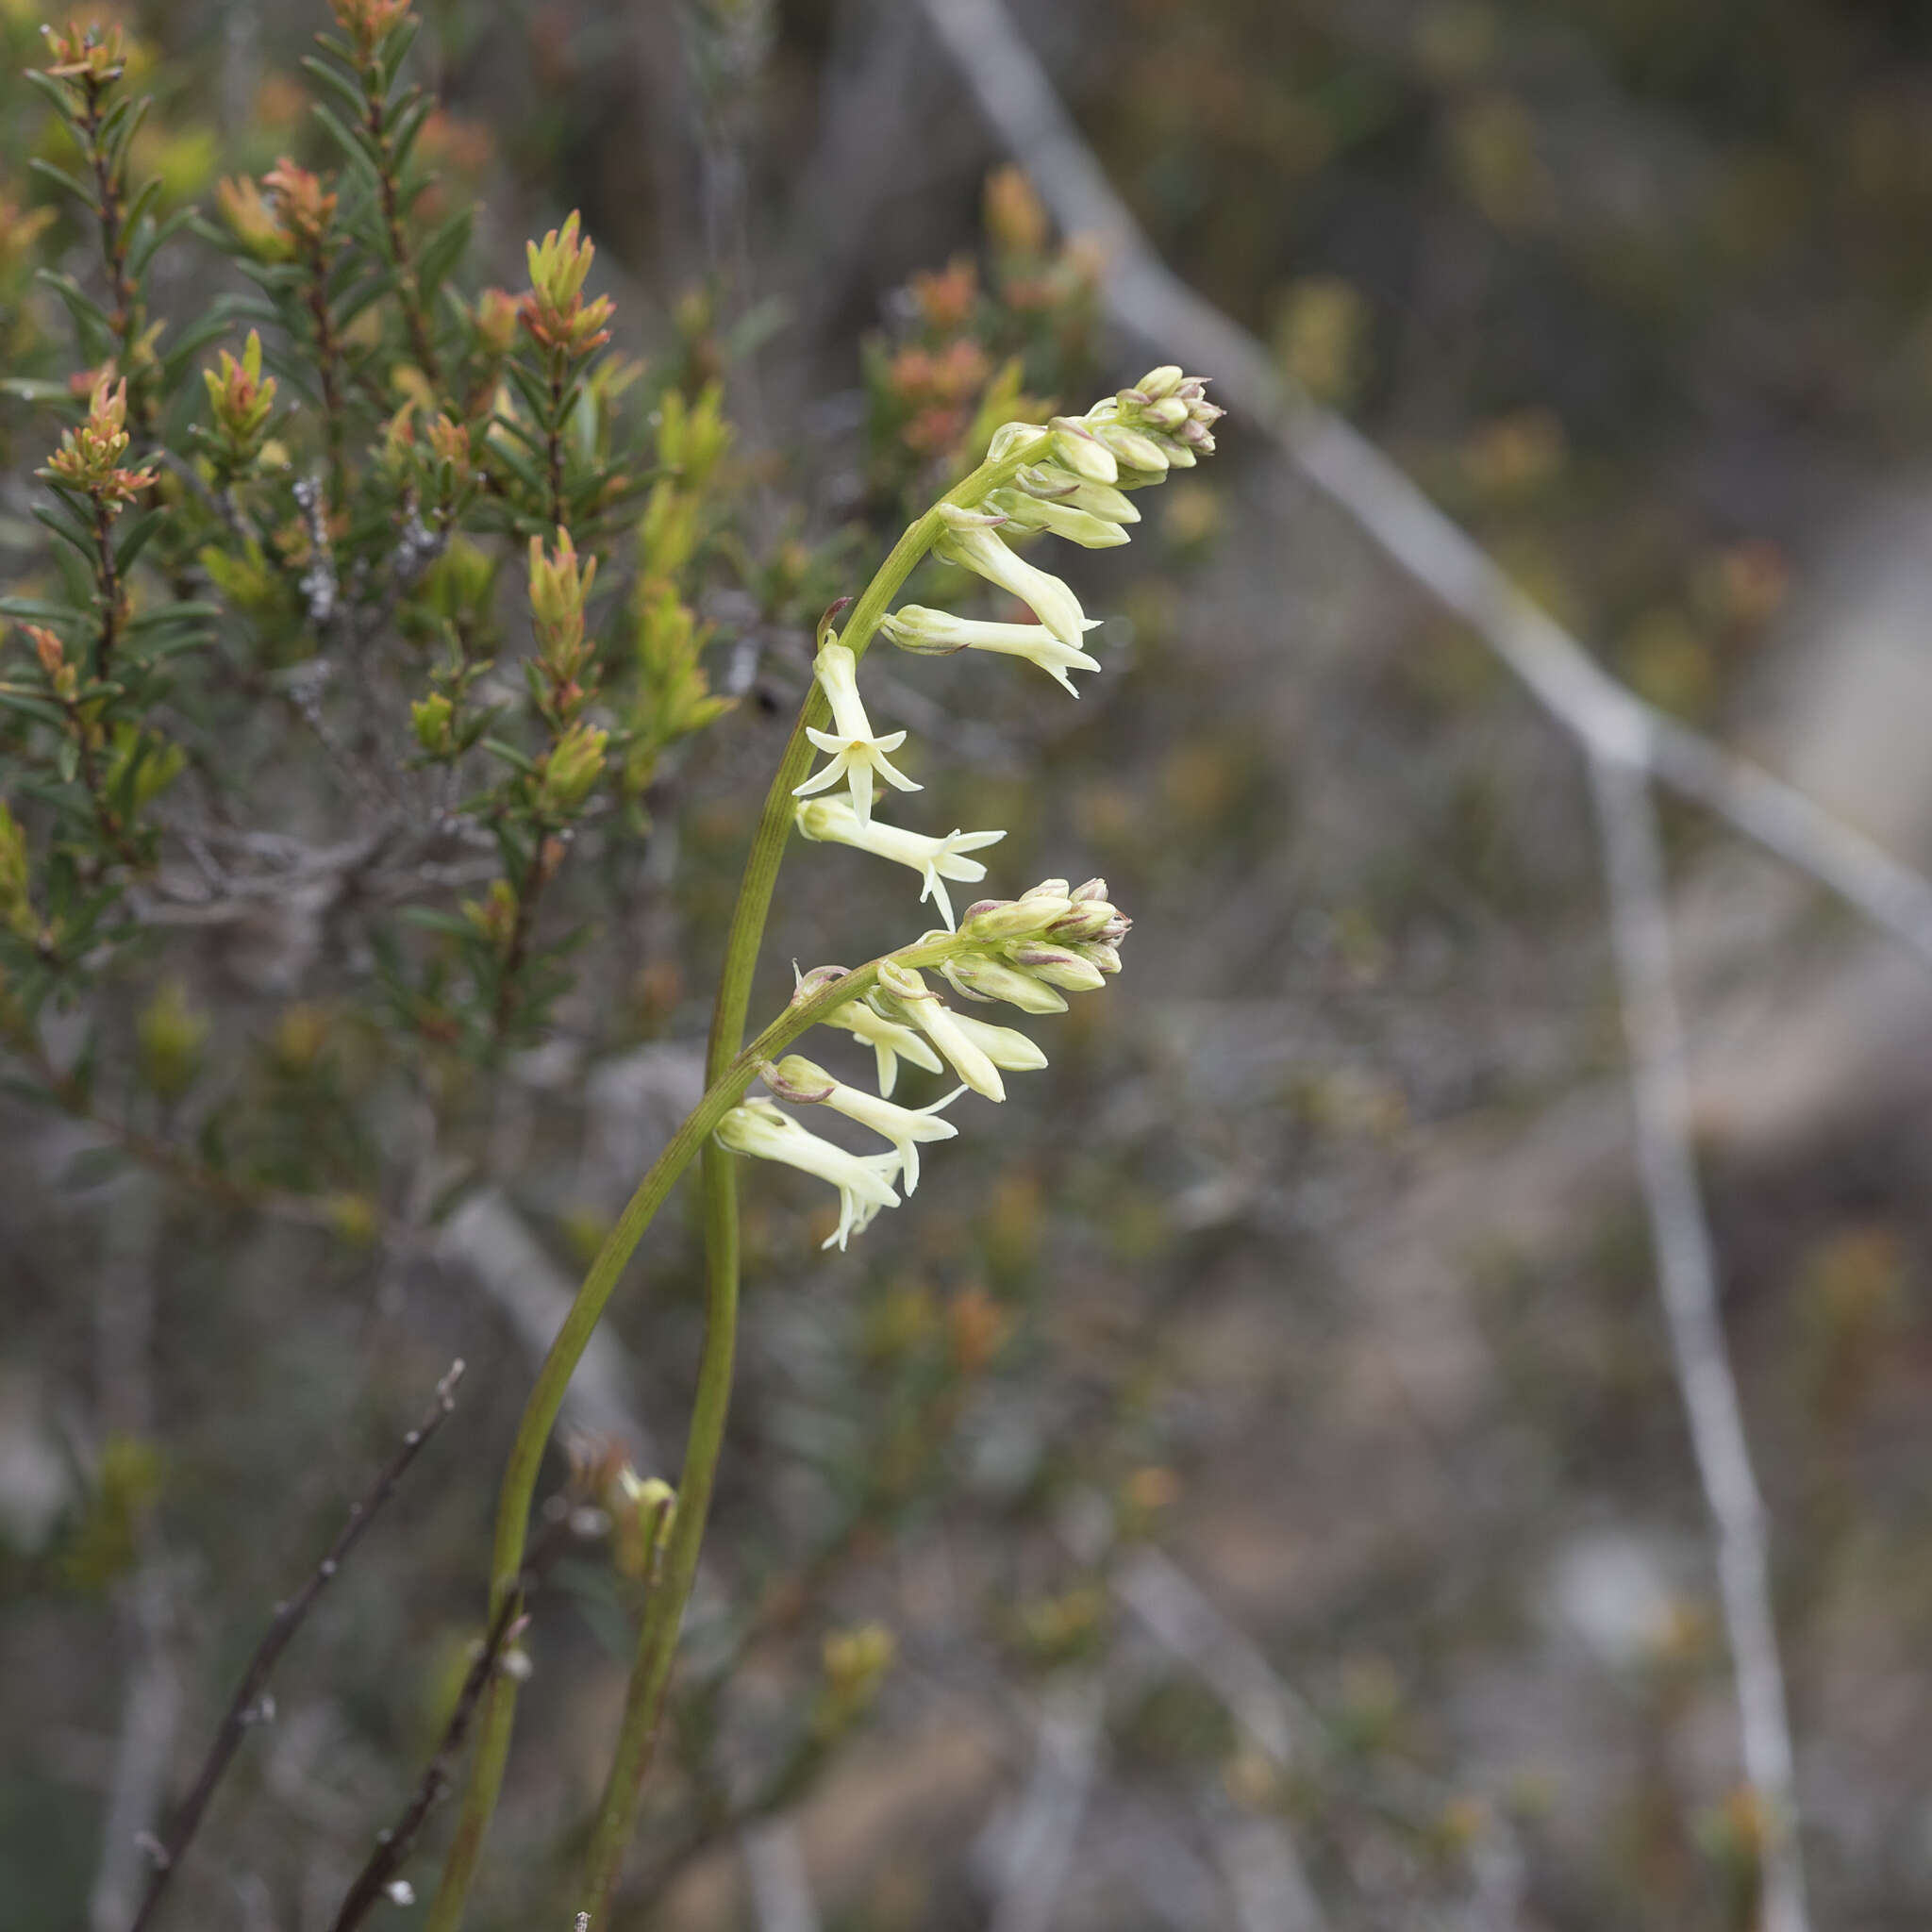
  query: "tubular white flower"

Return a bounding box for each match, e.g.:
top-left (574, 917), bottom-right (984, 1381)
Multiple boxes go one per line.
top-left (879, 605), bottom-right (1102, 697)
top-left (815, 992), bottom-right (943, 1097)
top-left (944, 1008), bottom-right (1049, 1074)
top-left (768, 1054), bottom-right (965, 1194)
top-left (795, 795), bottom-right (1005, 931)
top-left (714, 1097), bottom-right (903, 1251)
top-left (792, 641), bottom-right (920, 826)
top-left (1048, 416), bottom-right (1119, 484)
top-left (933, 506), bottom-right (1089, 649)
top-left (874, 961), bottom-right (1006, 1101)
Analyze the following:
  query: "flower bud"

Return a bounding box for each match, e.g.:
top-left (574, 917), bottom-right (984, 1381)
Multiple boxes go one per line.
top-left (216, 175), bottom-right (295, 263)
top-left (1003, 942), bottom-right (1108, 991)
top-left (793, 962), bottom-right (852, 1004)
top-left (1135, 365), bottom-right (1185, 401)
top-left (1045, 901), bottom-right (1114, 941)
top-left (1048, 416), bottom-right (1120, 485)
top-left (541, 722), bottom-right (608, 812)
top-left (521, 211), bottom-right (615, 357)
top-left (961, 896), bottom-right (1070, 943)
top-left (0, 803), bottom-right (38, 943)
top-left (765, 1054), bottom-right (838, 1104)
top-left (475, 287), bottom-right (519, 355)
top-left (941, 952), bottom-right (1069, 1014)
top-left (814, 1624), bottom-right (895, 1738)
top-left (263, 159), bottom-right (338, 250)
top-left (138, 980), bottom-right (208, 1102)
top-left (616, 1468), bottom-right (677, 1569)
top-left (410, 691), bottom-right (455, 755)
top-left (1090, 419), bottom-right (1170, 474)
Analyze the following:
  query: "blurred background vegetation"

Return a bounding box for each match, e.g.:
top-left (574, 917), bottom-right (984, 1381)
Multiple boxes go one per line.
top-left (11, 0), bottom-right (1932, 1927)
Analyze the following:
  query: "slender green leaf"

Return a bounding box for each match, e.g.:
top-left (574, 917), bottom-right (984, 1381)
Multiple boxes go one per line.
top-left (26, 156), bottom-right (97, 210)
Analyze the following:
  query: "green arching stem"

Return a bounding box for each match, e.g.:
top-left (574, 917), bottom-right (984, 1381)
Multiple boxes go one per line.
top-left (423, 960), bottom-right (882, 1932)
top-left (575, 435), bottom-right (1053, 1918)
top-left (425, 430), bottom-right (1049, 1932)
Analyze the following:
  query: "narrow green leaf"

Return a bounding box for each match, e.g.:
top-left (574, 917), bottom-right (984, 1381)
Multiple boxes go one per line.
top-left (26, 156), bottom-right (97, 210)
top-left (416, 203), bottom-right (474, 295)
top-left (0, 689), bottom-right (74, 729)
top-left (309, 100), bottom-right (382, 174)
top-left (114, 508), bottom-right (167, 574)
top-left (299, 53), bottom-right (370, 120)
top-left (30, 502), bottom-right (99, 562)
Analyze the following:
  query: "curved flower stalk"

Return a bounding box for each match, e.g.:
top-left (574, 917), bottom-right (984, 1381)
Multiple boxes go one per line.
top-left (795, 794), bottom-right (1005, 929)
top-left (433, 369), bottom-right (1218, 1932)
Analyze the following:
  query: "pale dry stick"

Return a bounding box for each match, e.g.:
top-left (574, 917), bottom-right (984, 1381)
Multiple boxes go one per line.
top-left (1207, 1806), bottom-right (1326, 1932)
top-left (740, 1819), bottom-right (823, 1932)
top-left (126, 1361), bottom-right (466, 1932)
top-left (90, 1179), bottom-right (185, 1932)
top-left (1590, 749), bottom-right (1807, 1932)
top-left (917, 0), bottom-right (1932, 969)
top-left (986, 1677), bottom-right (1106, 1932)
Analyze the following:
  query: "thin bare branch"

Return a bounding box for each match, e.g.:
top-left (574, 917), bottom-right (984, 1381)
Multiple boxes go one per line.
top-left (126, 1361), bottom-right (466, 1932)
top-left (917, 0), bottom-right (1932, 970)
top-left (327, 1494), bottom-right (600, 1932)
top-left (325, 1589), bottom-right (521, 1932)
top-left (1590, 749), bottom-right (1807, 1932)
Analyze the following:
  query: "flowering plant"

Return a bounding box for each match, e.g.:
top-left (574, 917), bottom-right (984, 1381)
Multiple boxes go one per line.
top-left (439, 359), bottom-right (1222, 1923)
top-left (0, 3), bottom-right (1220, 1920)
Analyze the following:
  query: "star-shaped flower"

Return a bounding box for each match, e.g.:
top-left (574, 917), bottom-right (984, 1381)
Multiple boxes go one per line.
top-left (795, 795), bottom-right (1005, 931)
top-left (792, 641), bottom-right (919, 825)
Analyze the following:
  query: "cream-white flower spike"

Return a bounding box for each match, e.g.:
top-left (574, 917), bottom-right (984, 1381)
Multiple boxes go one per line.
top-left (932, 504), bottom-right (1089, 649)
top-left (879, 605), bottom-right (1103, 697)
top-left (714, 1097), bottom-right (903, 1251)
top-left (792, 640), bottom-right (920, 827)
top-left (766, 1055), bottom-right (964, 1194)
top-left (794, 794), bottom-right (1005, 931)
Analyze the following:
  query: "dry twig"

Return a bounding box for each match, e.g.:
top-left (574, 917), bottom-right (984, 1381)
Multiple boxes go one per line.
top-left (327, 1492), bottom-right (601, 1932)
top-left (126, 1360), bottom-right (466, 1932)
top-left (1591, 750), bottom-right (1807, 1932)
